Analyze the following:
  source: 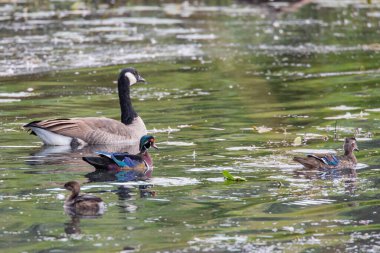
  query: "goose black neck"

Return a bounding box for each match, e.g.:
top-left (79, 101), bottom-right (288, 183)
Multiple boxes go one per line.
top-left (118, 77), bottom-right (137, 125)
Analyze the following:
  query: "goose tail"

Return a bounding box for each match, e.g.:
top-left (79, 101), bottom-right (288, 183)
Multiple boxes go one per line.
top-left (23, 119), bottom-right (85, 146)
top-left (23, 121), bottom-right (42, 135)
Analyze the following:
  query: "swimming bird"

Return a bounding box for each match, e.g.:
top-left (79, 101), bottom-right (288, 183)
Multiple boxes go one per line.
top-left (63, 181), bottom-right (105, 216)
top-left (82, 135), bottom-right (158, 181)
top-left (24, 68), bottom-right (147, 146)
top-left (293, 137), bottom-right (359, 170)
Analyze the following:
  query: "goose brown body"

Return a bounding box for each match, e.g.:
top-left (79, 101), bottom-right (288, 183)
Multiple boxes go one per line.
top-left (25, 116), bottom-right (146, 145)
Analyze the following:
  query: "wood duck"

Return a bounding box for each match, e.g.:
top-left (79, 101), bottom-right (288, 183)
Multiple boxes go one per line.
top-left (24, 68), bottom-right (147, 146)
top-left (293, 137), bottom-right (359, 170)
top-left (64, 181), bottom-right (105, 216)
top-left (82, 135), bottom-right (158, 181)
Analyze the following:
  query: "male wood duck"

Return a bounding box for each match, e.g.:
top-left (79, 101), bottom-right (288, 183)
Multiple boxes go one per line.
top-left (82, 135), bottom-right (158, 181)
top-left (293, 137), bottom-right (359, 170)
top-left (64, 181), bottom-right (105, 217)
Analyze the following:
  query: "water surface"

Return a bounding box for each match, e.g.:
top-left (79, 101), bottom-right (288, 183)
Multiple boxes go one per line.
top-left (0, 1), bottom-right (380, 252)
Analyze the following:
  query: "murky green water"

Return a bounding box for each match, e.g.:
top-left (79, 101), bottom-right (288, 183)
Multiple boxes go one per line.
top-left (1, 1), bottom-right (380, 252)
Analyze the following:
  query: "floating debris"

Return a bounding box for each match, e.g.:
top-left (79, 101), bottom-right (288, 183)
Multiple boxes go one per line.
top-left (284, 198), bottom-right (336, 206)
top-left (111, 177), bottom-right (200, 187)
top-left (329, 105), bottom-right (360, 111)
top-left (365, 108), bottom-right (380, 112)
top-left (222, 170), bottom-right (247, 182)
top-left (160, 141), bottom-right (195, 146)
top-left (253, 125), bottom-right (272, 133)
top-left (148, 127), bottom-right (180, 133)
top-left (176, 34), bottom-right (217, 41)
top-left (293, 137), bottom-right (302, 146)
top-left (292, 149), bottom-right (337, 154)
top-left (324, 111), bottom-right (369, 120)
top-left (226, 146), bottom-right (263, 151)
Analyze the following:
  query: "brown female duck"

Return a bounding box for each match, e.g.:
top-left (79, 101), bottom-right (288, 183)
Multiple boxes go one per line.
top-left (64, 181), bottom-right (105, 216)
top-left (293, 137), bottom-right (359, 170)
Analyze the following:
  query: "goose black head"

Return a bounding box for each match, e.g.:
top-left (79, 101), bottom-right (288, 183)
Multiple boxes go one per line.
top-left (119, 68), bottom-right (146, 86)
top-left (139, 135), bottom-right (158, 153)
top-left (344, 137), bottom-right (359, 153)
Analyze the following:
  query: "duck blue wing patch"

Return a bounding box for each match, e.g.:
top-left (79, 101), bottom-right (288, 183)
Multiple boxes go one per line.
top-left (95, 151), bottom-right (139, 167)
top-left (307, 154), bottom-right (340, 166)
top-left (321, 155), bottom-right (340, 166)
top-left (110, 154), bottom-right (128, 167)
top-left (121, 156), bottom-right (141, 167)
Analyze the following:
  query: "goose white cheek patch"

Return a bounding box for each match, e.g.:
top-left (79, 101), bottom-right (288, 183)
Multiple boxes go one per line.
top-left (125, 72), bottom-right (137, 86)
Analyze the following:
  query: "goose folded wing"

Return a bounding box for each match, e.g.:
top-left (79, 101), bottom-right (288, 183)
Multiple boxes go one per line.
top-left (25, 118), bottom-right (136, 140)
top-left (25, 119), bottom-right (81, 136)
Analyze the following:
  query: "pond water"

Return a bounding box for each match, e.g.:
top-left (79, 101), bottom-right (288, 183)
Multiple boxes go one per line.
top-left (1, 1), bottom-right (380, 252)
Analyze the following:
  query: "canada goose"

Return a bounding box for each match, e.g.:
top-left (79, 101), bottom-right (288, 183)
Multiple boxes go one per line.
top-left (63, 181), bottom-right (105, 216)
top-left (24, 68), bottom-right (147, 146)
top-left (83, 135), bottom-right (158, 181)
top-left (293, 137), bottom-right (359, 170)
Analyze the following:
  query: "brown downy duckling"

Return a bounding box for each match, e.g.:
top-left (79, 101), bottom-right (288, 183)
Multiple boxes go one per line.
top-left (293, 137), bottom-right (359, 170)
top-left (64, 181), bottom-right (105, 216)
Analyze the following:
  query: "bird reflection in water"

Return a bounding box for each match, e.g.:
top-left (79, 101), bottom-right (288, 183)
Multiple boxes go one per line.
top-left (84, 171), bottom-right (157, 214)
top-left (139, 185), bottom-right (157, 198)
top-left (294, 167), bottom-right (358, 195)
top-left (64, 216), bottom-right (81, 235)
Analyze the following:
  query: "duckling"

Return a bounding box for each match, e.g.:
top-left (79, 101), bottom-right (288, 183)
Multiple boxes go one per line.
top-left (64, 181), bottom-right (105, 216)
top-left (24, 68), bottom-right (147, 146)
top-left (82, 135), bottom-right (158, 181)
top-left (293, 137), bottom-right (359, 170)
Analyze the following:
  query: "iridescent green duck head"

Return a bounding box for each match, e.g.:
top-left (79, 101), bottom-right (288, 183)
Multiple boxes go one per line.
top-left (139, 135), bottom-right (158, 154)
